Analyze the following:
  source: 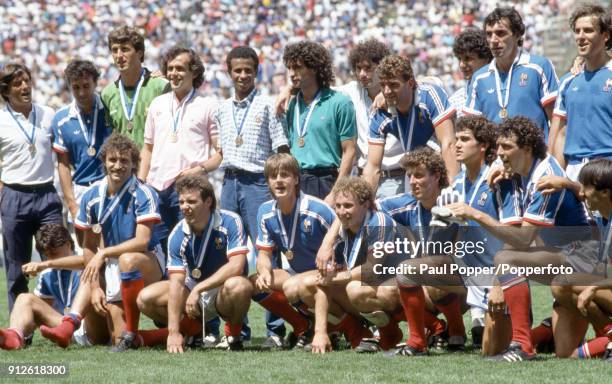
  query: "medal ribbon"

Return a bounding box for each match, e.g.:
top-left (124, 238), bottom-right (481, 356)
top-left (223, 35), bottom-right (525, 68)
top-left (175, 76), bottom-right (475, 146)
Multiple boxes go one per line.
top-left (343, 211), bottom-right (371, 269)
top-left (493, 50), bottom-right (521, 115)
top-left (7, 105), bottom-right (37, 146)
top-left (521, 158), bottom-right (542, 207)
top-left (294, 90), bottom-right (321, 139)
top-left (192, 213), bottom-right (215, 271)
top-left (74, 95), bottom-right (100, 149)
top-left (395, 104), bottom-right (416, 152)
top-left (232, 90), bottom-right (256, 139)
top-left (275, 195), bottom-right (301, 253)
top-left (462, 165), bottom-right (490, 207)
top-left (171, 88), bottom-right (196, 137)
top-left (96, 176), bottom-right (137, 226)
top-left (118, 69), bottom-right (146, 122)
top-left (57, 270), bottom-right (75, 308)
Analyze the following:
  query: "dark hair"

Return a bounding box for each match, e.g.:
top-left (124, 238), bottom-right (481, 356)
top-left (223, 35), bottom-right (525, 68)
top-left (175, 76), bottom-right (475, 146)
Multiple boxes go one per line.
top-left (498, 116), bottom-right (547, 160)
top-left (283, 41), bottom-right (334, 88)
top-left (0, 63), bottom-right (32, 102)
top-left (376, 54), bottom-right (415, 82)
top-left (349, 39), bottom-right (391, 72)
top-left (161, 46), bottom-right (205, 89)
top-left (99, 133), bottom-right (140, 173)
top-left (107, 25), bottom-right (145, 62)
top-left (453, 28), bottom-right (493, 61)
top-left (64, 59), bottom-right (100, 85)
top-left (35, 223), bottom-right (74, 256)
top-left (570, 3), bottom-right (612, 50)
top-left (484, 7), bottom-right (526, 47)
top-left (175, 174), bottom-right (217, 212)
top-left (400, 146), bottom-right (449, 189)
top-left (456, 116), bottom-right (498, 164)
top-left (578, 159), bottom-right (612, 196)
top-left (226, 46), bottom-right (259, 73)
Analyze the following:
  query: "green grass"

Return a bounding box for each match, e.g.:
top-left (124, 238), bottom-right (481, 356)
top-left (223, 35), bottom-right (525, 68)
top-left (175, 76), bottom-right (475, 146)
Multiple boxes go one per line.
top-left (0, 274), bottom-right (611, 383)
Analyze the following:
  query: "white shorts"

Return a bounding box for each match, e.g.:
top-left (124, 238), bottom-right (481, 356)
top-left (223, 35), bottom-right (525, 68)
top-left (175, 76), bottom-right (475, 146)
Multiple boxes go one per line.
top-left (68, 182), bottom-right (102, 224)
top-left (466, 284), bottom-right (493, 311)
top-left (72, 320), bottom-right (91, 347)
top-left (566, 158), bottom-right (589, 182)
top-left (105, 245), bottom-right (165, 303)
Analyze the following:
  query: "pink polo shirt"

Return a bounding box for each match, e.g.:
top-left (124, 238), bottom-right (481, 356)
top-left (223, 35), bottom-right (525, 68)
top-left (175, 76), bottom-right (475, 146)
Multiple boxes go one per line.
top-left (144, 91), bottom-right (218, 191)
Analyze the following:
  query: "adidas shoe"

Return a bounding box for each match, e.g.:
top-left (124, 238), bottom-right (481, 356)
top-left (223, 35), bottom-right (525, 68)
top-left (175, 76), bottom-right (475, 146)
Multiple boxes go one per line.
top-left (355, 338), bottom-right (381, 353)
top-left (385, 343), bottom-right (427, 357)
top-left (226, 336), bottom-right (243, 351)
top-left (110, 331), bottom-right (140, 353)
top-left (448, 335), bottom-right (467, 351)
top-left (487, 341), bottom-right (535, 362)
top-left (261, 334), bottom-right (284, 350)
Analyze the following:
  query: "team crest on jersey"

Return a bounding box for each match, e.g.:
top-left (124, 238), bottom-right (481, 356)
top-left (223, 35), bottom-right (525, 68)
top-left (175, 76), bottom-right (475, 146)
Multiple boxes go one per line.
top-left (214, 236), bottom-right (223, 249)
top-left (603, 79), bottom-right (612, 92)
top-left (519, 73), bottom-right (528, 87)
top-left (477, 192), bottom-right (488, 206)
top-left (418, 110), bottom-right (424, 123)
top-left (303, 219), bottom-right (312, 233)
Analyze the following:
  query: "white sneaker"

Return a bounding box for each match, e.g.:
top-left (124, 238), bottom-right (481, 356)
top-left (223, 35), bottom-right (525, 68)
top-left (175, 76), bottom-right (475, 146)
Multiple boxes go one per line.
top-left (261, 334), bottom-right (284, 350)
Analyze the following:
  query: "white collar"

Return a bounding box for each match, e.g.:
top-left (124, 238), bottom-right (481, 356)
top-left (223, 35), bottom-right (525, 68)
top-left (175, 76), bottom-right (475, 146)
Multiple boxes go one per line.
top-left (68, 94), bottom-right (103, 118)
top-left (181, 210), bottom-right (222, 235)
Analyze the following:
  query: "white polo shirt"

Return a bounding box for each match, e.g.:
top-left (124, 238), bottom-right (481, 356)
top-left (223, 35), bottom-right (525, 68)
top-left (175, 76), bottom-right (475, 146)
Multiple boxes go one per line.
top-left (0, 103), bottom-right (56, 184)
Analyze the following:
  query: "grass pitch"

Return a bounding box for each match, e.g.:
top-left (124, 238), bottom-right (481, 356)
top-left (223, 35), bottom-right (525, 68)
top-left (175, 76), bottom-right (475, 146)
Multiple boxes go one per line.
top-left (0, 274), bottom-right (610, 384)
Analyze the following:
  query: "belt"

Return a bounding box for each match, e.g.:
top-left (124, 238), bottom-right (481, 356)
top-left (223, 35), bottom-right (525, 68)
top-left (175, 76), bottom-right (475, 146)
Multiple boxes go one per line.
top-left (357, 167), bottom-right (404, 178)
top-left (224, 168), bottom-right (264, 178)
top-left (301, 167), bottom-right (339, 177)
top-left (4, 182), bottom-right (54, 192)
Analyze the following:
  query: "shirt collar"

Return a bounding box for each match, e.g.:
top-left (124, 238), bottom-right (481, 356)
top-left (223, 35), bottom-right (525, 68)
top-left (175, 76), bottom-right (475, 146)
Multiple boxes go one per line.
top-left (68, 94), bottom-right (103, 118)
top-left (113, 67), bottom-right (151, 87)
top-left (181, 210), bottom-right (222, 235)
top-left (232, 87), bottom-right (258, 108)
top-left (488, 49), bottom-right (529, 72)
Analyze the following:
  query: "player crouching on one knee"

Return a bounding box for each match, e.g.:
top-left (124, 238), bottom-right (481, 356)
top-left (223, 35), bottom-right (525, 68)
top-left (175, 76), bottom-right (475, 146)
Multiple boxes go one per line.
top-left (0, 224), bottom-right (107, 349)
top-left (137, 175), bottom-right (252, 353)
top-left (551, 159), bottom-right (612, 360)
top-left (308, 177), bottom-right (395, 354)
top-left (249, 153), bottom-right (337, 349)
top-left (40, 134), bottom-right (165, 351)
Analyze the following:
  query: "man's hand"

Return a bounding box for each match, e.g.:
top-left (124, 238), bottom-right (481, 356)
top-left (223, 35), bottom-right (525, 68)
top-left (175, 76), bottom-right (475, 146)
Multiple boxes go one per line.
top-left (22, 261), bottom-right (47, 276)
top-left (536, 175), bottom-right (567, 195)
top-left (82, 249), bottom-right (106, 283)
top-left (316, 243), bottom-right (335, 277)
top-left (178, 166), bottom-right (206, 179)
top-left (255, 270), bottom-right (273, 292)
top-left (446, 202), bottom-right (478, 221)
top-left (371, 92), bottom-right (386, 111)
top-left (487, 165), bottom-right (511, 187)
top-left (487, 285), bottom-right (505, 315)
top-left (185, 291), bottom-right (201, 319)
top-left (576, 286), bottom-right (597, 317)
top-left (311, 332), bottom-right (332, 354)
top-left (167, 331), bottom-right (184, 354)
top-left (91, 286), bottom-right (108, 315)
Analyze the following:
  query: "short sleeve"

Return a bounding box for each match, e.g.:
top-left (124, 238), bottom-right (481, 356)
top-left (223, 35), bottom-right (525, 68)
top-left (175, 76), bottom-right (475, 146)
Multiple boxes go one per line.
top-left (540, 58), bottom-right (559, 106)
top-left (336, 98), bottom-right (357, 142)
top-left (368, 110), bottom-right (390, 145)
top-left (226, 214), bottom-right (249, 257)
top-left (255, 205), bottom-right (276, 251)
top-left (523, 189), bottom-right (563, 226)
top-left (496, 179), bottom-right (523, 225)
top-left (135, 185), bottom-right (162, 224)
top-left (51, 115), bottom-right (68, 153)
top-left (166, 228), bottom-right (187, 273)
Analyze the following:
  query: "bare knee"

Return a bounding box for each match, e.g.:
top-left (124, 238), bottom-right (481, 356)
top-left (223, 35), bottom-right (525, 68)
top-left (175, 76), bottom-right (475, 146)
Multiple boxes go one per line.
top-left (223, 276), bottom-right (252, 298)
top-left (282, 277), bottom-right (301, 302)
top-left (118, 252), bottom-right (144, 271)
top-left (346, 280), bottom-right (369, 307)
top-left (14, 292), bottom-right (37, 307)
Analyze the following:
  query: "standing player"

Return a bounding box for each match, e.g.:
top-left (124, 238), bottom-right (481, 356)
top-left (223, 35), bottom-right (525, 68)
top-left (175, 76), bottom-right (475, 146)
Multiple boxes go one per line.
top-left (483, 117), bottom-right (589, 361)
top-left (449, 29), bottom-right (493, 117)
top-left (53, 59), bottom-right (112, 241)
top-left (283, 41), bottom-right (357, 204)
top-left (40, 134), bottom-right (165, 351)
top-left (550, 4), bottom-right (612, 177)
top-left (464, 7), bottom-right (559, 140)
top-left (551, 159), bottom-right (612, 359)
top-left (139, 45), bottom-right (221, 252)
top-left (101, 25), bottom-right (169, 147)
top-left (215, 46), bottom-right (289, 347)
top-left (0, 63), bottom-right (63, 312)
top-left (363, 54), bottom-right (458, 189)
top-left (253, 154), bottom-right (336, 348)
top-left (137, 175), bottom-right (253, 352)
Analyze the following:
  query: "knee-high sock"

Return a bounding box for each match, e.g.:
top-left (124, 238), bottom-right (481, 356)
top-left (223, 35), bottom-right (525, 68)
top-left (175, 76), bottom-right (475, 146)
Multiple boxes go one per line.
top-left (254, 291), bottom-right (309, 335)
top-left (120, 270), bottom-right (144, 334)
top-left (433, 293), bottom-right (465, 337)
top-left (0, 328), bottom-right (24, 350)
top-left (531, 323), bottom-right (553, 347)
top-left (576, 337), bottom-right (610, 358)
top-left (40, 313), bottom-right (82, 348)
top-left (398, 285), bottom-right (427, 351)
top-left (378, 319), bottom-right (403, 350)
top-left (329, 314), bottom-right (371, 348)
top-left (501, 276), bottom-right (534, 355)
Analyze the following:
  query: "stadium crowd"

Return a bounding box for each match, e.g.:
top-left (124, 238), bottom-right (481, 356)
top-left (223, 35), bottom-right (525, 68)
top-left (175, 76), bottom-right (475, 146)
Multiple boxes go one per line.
top-left (0, 0), bottom-right (611, 365)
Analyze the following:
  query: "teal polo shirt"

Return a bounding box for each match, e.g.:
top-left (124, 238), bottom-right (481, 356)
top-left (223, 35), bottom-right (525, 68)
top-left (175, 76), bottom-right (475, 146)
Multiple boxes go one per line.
top-left (286, 87), bottom-right (356, 170)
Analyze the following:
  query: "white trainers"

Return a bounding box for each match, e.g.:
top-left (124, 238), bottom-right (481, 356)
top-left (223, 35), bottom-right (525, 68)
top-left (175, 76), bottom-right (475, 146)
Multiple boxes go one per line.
top-left (261, 334), bottom-right (284, 350)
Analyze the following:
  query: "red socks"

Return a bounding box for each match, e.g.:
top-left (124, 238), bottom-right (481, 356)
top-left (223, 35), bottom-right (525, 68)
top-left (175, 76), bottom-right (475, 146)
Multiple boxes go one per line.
top-left (330, 314), bottom-right (371, 348)
top-left (576, 337), bottom-right (611, 358)
top-left (40, 314), bottom-right (82, 349)
top-left (433, 294), bottom-right (465, 337)
top-left (503, 280), bottom-right (534, 355)
top-left (120, 271), bottom-right (145, 334)
top-left (0, 328), bottom-right (24, 350)
top-left (398, 285), bottom-right (427, 351)
top-left (378, 320), bottom-right (403, 350)
top-left (256, 291), bottom-right (309, 336)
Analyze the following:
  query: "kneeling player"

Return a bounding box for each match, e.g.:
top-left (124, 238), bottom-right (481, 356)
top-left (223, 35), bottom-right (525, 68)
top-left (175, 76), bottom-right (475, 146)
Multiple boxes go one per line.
top-left (0, 224), bottom-right (108, 349)
top-left (252, 154), bottom-right (336, 348)
top-left (137, 175), bottom-right (252, 352)
top-left (41, 134), bottom-right (165, 351)
top-left (551, 159), bottom-right (612, 359)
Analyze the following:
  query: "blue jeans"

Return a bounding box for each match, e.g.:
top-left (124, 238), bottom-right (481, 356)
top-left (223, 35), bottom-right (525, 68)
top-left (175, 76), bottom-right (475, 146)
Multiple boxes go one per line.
top-left (154, 183), bottom-right (182, 255)
top-left (220, 169), bottom-right (286, 338)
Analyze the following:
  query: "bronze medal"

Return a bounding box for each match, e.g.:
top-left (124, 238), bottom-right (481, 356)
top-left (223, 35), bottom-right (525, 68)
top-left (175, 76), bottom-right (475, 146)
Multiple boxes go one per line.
top-left (170, 133), bottom-right (178, 143)
top-left (235, 135), bottom-right (243, 146)
top-left (29, 144), bottom-right (36, 155)
top-left (499, 108), bottom-right (508, 119)
top-left (298, 137), bottom-right (305, 147)
top-left (285, 250), bottom-right (294, 261)
top-left (127, 121), bottom-right (134, 131)
top-left (192, 268), bottom-right (202, 279)
top-left (87, 146), bottom-right (96, 157)
top-left (92, 224), bottom-right (102, 234)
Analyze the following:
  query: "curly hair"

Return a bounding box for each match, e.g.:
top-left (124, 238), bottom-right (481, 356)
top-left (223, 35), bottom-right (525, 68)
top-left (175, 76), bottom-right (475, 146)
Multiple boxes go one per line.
top-left (0, 63), bottom-right (31, 102)
top-left (484, 7), bottom-right (525, 46)
top-left (107, 25), bottom-right (145, 62)
top-left (570, 3), bottom-right (612, 50)
top-left (456, 116), bottom-right (498, 165)
top-left (453, 28), bottom-right (493, 61)
top-left (283, 41), bottom-right (334, 88)
top-left (400, 146), bottom-right (449, 189)
top-left (376, 54), bottom-right (415, 82)
top-left (161, 45), bottom-right (206, 89)
top-left (99, 133), bottom-right (141, 173)
top-left (175, 174), bottom-right (217, 212)
top-left (578, 159), bottom-right (612, 197)
top-left (64, 59), bottom-right (100, 85)
top-left (35, 223), bottom-right (74, 256)
top-left (498, 116), bottom-right (547, 160)
top-left (332, 177), bottom-right (374, 207)
top-left (349, 39), bottom-right (391, 72)
top-left (226, 46), bottom-right (259, 73)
